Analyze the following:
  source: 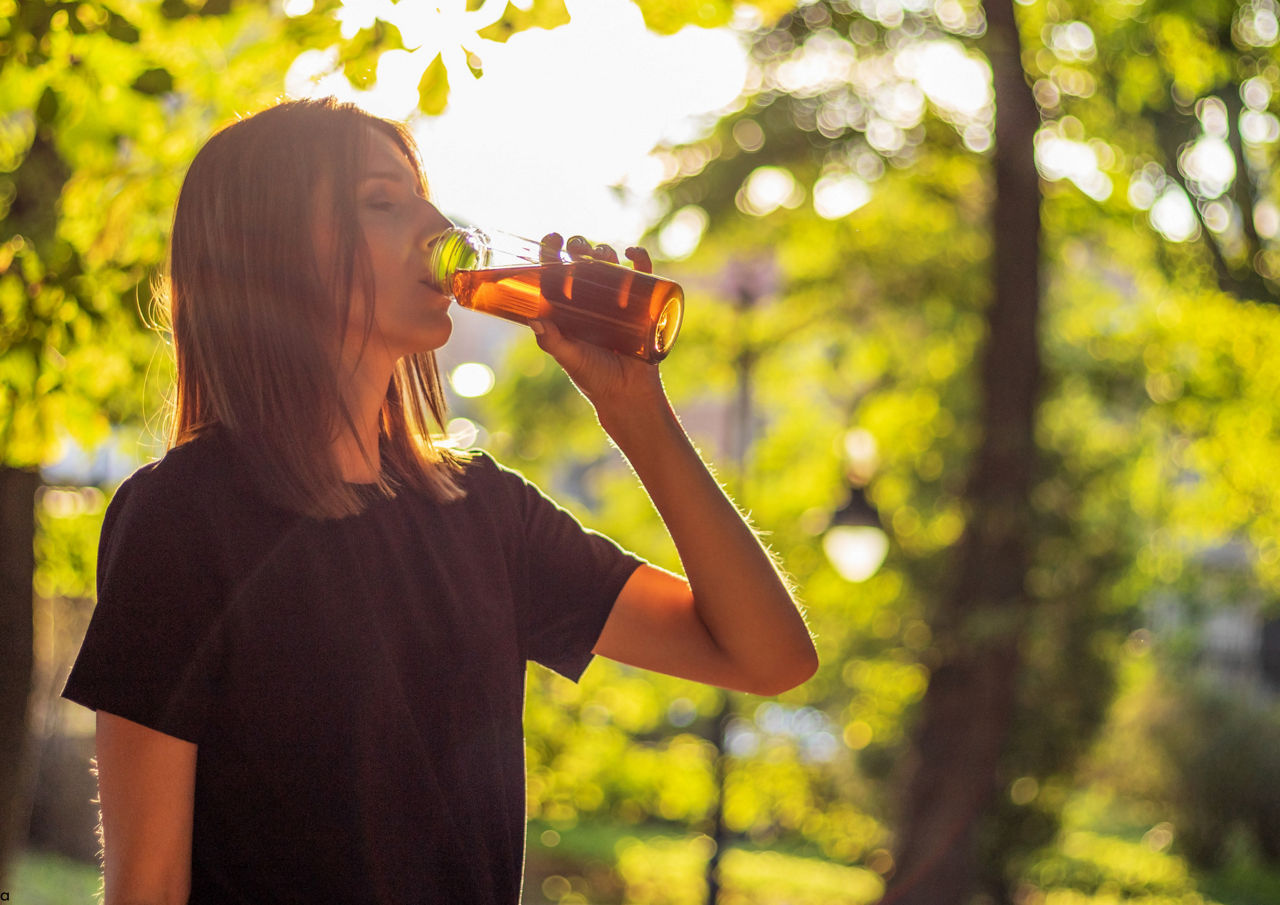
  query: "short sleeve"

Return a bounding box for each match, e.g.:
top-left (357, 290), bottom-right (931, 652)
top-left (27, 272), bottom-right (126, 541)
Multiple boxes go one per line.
top-left (61, 467), bottom-right (224, 743)
top-left (484, 457), bottom-right (644, 682)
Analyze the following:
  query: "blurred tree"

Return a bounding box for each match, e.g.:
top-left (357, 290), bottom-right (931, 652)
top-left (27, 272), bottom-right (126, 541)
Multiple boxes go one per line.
top-left (1031, 0), bottom-right (1280, 304)
top-left (883, 1), bottom-right (1042, 900)
top-left (640, 0), bottom-right (1280, 902)
top-left (648, 1), bottom-right (1053, 898)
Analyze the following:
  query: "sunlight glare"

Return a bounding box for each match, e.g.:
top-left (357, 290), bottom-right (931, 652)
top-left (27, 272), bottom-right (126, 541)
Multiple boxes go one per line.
top-left (814, 173), bottom-right (872, 220)
top-left (1180, 136), bottom-right (1235, 199)
top-left (900, 40), bottom-right (991, 120)
top-left (299, 0), bottom-right (748, 246)
top-left (409, 0), bottom-right (747, 245)
top-left (1255, 199), bottom-right (1280, 238)
top-left (336, 0), bottom-right (391, 40)
top-left (1243, 76), bottom-right (1273, 110)
top-left (1150, 187), bottom-right (1199, 243)
top-left (450, 361), bottom-right (496, 397)
top-left (445, 417), bottom-right (480, 448)
top-left (657, 206), bottom-right (709, 260)
top-left (1241, 110), bottom-right (1280, 144)
top-left (739, 166), bottom-right (804, 217)
top-left (1035, 133), bottom-right (1111, 201)
top-left (772, 30), bottom-right (856, 95)
top-left (285, 47), bottom-right (348, 99)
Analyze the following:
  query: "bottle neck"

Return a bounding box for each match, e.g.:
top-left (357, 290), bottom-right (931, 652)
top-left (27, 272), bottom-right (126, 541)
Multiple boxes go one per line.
top-left (424, 227), bottom-right (485, 295)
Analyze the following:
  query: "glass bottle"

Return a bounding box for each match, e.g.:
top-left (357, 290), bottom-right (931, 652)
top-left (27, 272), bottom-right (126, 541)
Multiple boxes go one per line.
top-left (423, 227), bottom-right (684, 364)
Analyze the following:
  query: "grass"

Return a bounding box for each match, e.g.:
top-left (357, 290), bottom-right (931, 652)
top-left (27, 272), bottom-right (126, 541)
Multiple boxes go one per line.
top-left (524, 820), bottom-right (882, 905)
top-left (13, 819), bottom-right (1280, 905)
top-left (9, 850), bottom-right (100, 905)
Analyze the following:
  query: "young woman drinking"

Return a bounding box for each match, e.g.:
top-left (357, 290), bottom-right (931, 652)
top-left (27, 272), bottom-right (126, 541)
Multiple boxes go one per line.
top-left (62, 97), bottom-right (817, 905)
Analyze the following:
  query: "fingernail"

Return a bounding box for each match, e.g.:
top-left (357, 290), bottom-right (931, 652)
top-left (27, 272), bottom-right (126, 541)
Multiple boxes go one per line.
top-left (530, 320), bottom-right (546, 335)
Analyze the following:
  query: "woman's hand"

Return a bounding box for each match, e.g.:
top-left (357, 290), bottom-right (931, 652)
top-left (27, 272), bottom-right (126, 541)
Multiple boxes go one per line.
top-left (531, 233), bottom-right (667, 419)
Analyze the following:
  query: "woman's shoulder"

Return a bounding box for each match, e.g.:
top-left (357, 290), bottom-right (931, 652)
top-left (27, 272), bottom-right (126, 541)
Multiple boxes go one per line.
top-left (448, 448), bottom-right (546, 515)
top-left (114, 428), bottom-right (239, 505)
top-left (105, 426), bottom-right (263, 541)
top-left (454, 448), bottom-right (542, 496)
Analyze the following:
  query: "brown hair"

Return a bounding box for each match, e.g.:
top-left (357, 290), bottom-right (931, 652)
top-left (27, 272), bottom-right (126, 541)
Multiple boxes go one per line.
top-left (162, 97), bottom-right (463, 517)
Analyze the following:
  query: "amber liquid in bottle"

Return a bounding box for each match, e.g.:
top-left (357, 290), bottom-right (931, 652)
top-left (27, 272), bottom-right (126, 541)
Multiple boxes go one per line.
top-left (452, 260), bottom-right (684, 364)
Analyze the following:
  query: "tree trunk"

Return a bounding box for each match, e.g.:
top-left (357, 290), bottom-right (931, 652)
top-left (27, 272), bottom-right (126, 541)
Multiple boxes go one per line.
top-left (881, 2), bottom-right (1042, 903)
top-left (0, 466), bottom-right (39, 884)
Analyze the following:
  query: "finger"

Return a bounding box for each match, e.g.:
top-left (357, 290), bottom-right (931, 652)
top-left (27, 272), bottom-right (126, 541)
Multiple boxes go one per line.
top-left (624, 246), bottom-right (653, 274)
top-left (530, 318), bottom-right (571, 362)
top-left (540, 232), bottom-right (564, 263)
top-left (593, 243), bottom-right (619, 264)
top-left (566, 235), bottom-right (593, 260)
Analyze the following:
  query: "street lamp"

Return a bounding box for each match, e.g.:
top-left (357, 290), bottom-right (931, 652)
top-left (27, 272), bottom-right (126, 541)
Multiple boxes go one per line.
top-left (823, 485), bottom-right (889, 582)
top-left (704, 254), bottom-right (778, 905)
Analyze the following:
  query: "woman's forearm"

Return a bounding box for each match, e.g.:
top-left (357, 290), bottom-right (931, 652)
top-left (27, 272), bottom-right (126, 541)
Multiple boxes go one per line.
top-left (598, 393), bottom-right (818, 693)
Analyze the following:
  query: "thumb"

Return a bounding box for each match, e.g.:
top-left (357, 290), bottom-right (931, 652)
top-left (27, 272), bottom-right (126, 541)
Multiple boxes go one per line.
top-left (530, 318), bottom-right (572, 362)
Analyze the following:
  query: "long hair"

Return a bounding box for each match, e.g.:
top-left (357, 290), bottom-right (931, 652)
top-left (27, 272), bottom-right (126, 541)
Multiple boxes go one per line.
top-left (162, 97), bottom-right (464, 517)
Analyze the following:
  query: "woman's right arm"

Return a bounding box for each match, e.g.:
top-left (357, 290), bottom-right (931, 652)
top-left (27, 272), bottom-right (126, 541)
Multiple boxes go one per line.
top-left (96, 711), bottom-right (197, 905)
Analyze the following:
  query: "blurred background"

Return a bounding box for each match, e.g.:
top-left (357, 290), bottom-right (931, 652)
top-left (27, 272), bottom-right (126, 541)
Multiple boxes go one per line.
top-left (4, 0), bottom-right (1280, 903)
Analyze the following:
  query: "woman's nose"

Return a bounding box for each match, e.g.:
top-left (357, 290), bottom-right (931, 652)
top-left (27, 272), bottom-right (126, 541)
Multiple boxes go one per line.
top-left (418, 198), bottom-right (452, 233)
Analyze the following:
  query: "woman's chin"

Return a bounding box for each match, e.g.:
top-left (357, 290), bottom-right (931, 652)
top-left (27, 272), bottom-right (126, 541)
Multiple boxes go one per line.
top-left (413, 315), bottom-right (454, 354)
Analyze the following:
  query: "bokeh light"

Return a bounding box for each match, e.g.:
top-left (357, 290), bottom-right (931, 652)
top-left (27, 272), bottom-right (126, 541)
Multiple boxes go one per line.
top-left (449, 361), bottom-right (496, 397)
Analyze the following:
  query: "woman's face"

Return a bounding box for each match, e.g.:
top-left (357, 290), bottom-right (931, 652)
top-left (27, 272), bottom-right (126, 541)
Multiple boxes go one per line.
top-left (336, 128), bottom-right (455, 364)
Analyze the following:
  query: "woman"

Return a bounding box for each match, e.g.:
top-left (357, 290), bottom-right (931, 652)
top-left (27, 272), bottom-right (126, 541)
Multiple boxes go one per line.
top-left (63, 97), bottom-right (817, 905)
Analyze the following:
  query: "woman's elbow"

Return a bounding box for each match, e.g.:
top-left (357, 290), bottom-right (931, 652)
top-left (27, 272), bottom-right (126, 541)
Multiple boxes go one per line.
top-left (745, 645), bottom-right (819, 696)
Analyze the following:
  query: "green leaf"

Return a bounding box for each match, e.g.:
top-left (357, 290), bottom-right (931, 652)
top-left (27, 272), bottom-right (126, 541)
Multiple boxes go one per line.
top-left (160, 0), bottom-right (191, 19)
top-left (477, 0), bottom-right (570, 44)
top-left (35, 87), bottom-right (58, 125)
top-left (199, 0), bottom-right (234, 15)
top-left (159, 0), bottom-right (235, 17)
top-left (631, 0), bottom-right (733, 35)
top-left (340, 19), bottom-right (404, 90)
top-left (103, 11), bottom-right (141, 43)
top-left (417, 53), bottom-right (450, 116)
top-left (131, 67), bottom-right (174, 96)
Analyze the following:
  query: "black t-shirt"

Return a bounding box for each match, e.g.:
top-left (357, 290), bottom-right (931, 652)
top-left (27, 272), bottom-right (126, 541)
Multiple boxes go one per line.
top-left (62, 429), bottom-right (644, 904)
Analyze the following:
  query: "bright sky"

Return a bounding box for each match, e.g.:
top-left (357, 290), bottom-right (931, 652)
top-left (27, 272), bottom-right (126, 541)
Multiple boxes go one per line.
top-left (282, 2), bottom-right (1272, 295)
top-left (285, 0), bottom-right (749, 247)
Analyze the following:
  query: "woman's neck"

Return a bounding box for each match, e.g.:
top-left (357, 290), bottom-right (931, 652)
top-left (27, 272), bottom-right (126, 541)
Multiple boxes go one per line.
top-left (335, 351), bottom-right (394, 484)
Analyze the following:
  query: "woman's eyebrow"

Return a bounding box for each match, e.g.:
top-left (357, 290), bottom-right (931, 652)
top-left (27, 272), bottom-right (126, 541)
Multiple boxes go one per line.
top-left (360, 170), bottom-right (415, 186)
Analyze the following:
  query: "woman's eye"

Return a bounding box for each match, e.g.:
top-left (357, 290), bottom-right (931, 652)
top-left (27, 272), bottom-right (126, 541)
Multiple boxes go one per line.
top-left (364, 198), bottom-right (396, 211)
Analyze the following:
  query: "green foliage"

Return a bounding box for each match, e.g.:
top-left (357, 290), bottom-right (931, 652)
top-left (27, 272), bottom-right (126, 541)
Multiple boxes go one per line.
top-left (477, 0), bottom-right (570, 43)
top-left (417, 52), bottom-right (450, 116)
top-left (629, 0), bottom-right (735, 35)
top-left (614, 833), bottom-right (883, 905)
top-left (1088, 661), bottom-right (1280, 870)
top-left (339, 18), bottom-right (403, 90)
top-left (621, 0), bottom-right (1280, 896)
top-left (1025, 829), bottom-right (1198, 900)
top-left (0, 0), bottom-right (342, 468)
top-left (10, 850), bottom-right (101, 904)
top-left (1020, 0), bottom-right (1280, 302)
top-left (33, 485), bottom-right (106, 600)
